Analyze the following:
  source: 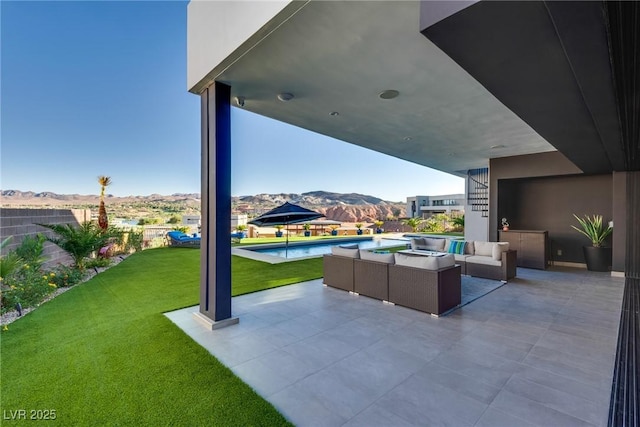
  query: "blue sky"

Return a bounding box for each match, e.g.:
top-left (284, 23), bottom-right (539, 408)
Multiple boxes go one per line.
top-left (1, 1), bottom-right (463, 203)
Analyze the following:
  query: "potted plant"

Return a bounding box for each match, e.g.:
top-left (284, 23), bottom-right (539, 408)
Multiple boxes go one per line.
top-left (374, 220), bottom-right (384, 234)
top-left (303, 223), bottom-right (311, 237)
top-left (501, 218), bottom-right (509, 231)
top-left (355, 223), bottom-right (363, 235)
top-left (571, 214), bottom-right (613, 271)
top-left (236, 224), bottom-right (248, 238)
top-left (274, 225), bottom-right (284, 238)
top-left (329, 225), bottom-right (339, 236)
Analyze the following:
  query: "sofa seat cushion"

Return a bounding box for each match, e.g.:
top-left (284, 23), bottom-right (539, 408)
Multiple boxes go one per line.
top-left (453, 254), bottom-right (469, 263)
top-left (331, 246), bottom-right (360, 258)
top-left (394, 253), bottom-right (439, 270)
top-left (360, 250), bottom-right (395, 264)
top-left (465, 255), bottom-right (501, 267)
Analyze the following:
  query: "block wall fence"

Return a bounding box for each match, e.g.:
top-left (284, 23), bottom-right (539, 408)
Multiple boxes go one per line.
top-left (0, 208), bottom-right (92, 267)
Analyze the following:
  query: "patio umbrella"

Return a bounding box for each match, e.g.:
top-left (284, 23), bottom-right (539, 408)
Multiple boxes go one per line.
top-left (248, 202), bottom-right (323, 257)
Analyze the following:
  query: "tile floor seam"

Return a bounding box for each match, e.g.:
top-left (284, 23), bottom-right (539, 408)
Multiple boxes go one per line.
top-left (503, 375), bottom-right (608, 425)
top-left (520, 358), bottom-right (615, 394)
top-left (474, 406), bottom-right (538, 427)
top-left (338, 379), bottom-right (413, 427)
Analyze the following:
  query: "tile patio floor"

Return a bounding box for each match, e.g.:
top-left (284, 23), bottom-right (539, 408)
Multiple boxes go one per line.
top-left (165, 267), bottom-right (624, 427)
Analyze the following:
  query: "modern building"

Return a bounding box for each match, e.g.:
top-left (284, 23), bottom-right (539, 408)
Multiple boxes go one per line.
top-left (230, 214), bottom-right (247, 230)
top-left (187, 1), bottom-right (638, 420)
top-left (406, 194), bottom-right (465, 218)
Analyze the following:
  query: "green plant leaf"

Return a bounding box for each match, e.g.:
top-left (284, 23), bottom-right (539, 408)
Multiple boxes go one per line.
top-left (571, 214), bottom-right (612, 247)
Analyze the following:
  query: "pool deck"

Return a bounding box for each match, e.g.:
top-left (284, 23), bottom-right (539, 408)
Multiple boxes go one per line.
top-left (166, 266), bottom-right (624, 426)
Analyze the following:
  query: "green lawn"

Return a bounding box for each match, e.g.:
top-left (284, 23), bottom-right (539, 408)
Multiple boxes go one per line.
top-left (0, 248), bottom-right (323, 426)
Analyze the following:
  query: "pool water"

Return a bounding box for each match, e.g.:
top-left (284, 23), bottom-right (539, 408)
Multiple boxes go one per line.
top-left (248, 238), bottom-right (409, 259)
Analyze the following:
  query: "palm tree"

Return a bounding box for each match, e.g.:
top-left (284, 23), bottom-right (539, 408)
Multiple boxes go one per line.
top-left (97, 176), bottom-right (112, 230)
top-left (452, 215), bottom-right (465, 231)
top-left (38, 222), bottom-right (111, 270)
top-left (402, 217), bottom-right (423, 232)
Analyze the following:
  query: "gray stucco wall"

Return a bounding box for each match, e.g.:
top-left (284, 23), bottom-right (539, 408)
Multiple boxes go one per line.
top-left (0, 208), bottom-right (92, 267)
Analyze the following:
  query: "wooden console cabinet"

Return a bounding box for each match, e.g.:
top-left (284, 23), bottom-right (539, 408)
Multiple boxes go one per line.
top-left (499, 230), bottom-right (548, 269)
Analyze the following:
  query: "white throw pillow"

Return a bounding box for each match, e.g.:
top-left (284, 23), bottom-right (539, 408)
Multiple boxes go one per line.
top-left (492, 242), bottom-right (510, 261)
top-left (424, 237), bottom-right (446, 251)
top-left (465, 241), bottom-right (475, 255)
top-left (360, 250), bottom-right (395, 264)
top-left (410, 238), bottom-right (426, 250)
top-left (474, 241), bottom-right (494, 257)
top-left (331, 246), bottom-right (360, 258)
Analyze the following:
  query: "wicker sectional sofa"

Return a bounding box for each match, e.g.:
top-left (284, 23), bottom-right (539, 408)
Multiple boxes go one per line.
top-left (410, 237), bottom-right (517, 282)
top-left (323, 247), bottom-right (462, 316)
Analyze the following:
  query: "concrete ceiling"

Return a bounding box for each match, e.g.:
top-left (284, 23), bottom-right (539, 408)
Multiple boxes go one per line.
top-left (215, 1), bottom-right (555, 177)
top-left (423, 0), bottom-right (627, 174)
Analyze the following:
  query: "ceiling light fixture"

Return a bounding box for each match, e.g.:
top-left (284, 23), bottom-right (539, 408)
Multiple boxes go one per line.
top-left (379, 90), bottom-right (399, 100)
top-left (490, 144), bottom-right (505, 149)
top-left (234, 96), bottom-right (245, 107)
top-left (403, 136), bottom-right (412, 141)
top-left (330, 111), bottom-right (339, 116)
top-left (277, 92), bottom-right (294, 102)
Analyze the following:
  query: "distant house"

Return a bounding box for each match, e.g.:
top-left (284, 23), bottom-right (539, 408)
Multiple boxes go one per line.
top-left (406, 194), bottom-right (465, 219)
top-left (231, 214), bottom-right (247, 231)
top-left (182, 215), bottom-right (200, 226)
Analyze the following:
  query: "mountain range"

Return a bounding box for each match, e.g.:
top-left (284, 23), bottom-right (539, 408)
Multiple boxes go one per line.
top-left (1, 190), bottom-right (406, 222)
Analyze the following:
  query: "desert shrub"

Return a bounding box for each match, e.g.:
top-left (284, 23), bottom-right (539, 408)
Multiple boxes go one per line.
top-left (167, 215), bottom-right (181, 224)
top-left (15, 234), bottom-right (47, 269)
top-left (171, 226), bottom-right (190, 234)
top-left (1, 264), bottom-right (57, 314)
top-left (49, 265), bottom-right (85, 288)
top-left (85, 258), bottom-right (113, 269)
top-left (402, 217), bottom-right (423, 232)
top-left (124, 229), bottom-right (144, 253)
top-left (138, 218), bottom-right (161, 226)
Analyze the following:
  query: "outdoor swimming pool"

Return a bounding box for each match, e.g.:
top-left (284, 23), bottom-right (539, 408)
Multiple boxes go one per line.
top-left (246, 237), bottom-right (409, 260)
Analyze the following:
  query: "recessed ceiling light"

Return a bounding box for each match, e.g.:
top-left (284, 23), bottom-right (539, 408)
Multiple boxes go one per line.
top-left (330, 111), bottom-right (339, 116)
top-left (403, 136), bottom-right (412, 141)
top-left (277, 92), bottom-right (294, 102)
top-left (379, 90), bottom-right (399, 100)
top-left (490, 144), bottom-right (505, 149)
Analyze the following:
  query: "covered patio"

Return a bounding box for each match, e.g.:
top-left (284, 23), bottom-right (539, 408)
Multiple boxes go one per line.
top-left (168, 266), bottom-right (624, 426)
top-left (187, 1), bottom-right (639, 423)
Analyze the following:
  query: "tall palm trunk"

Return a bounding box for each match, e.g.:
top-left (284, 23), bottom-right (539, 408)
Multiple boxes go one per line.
top-left (97, 176), bottom-right (112, 231)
